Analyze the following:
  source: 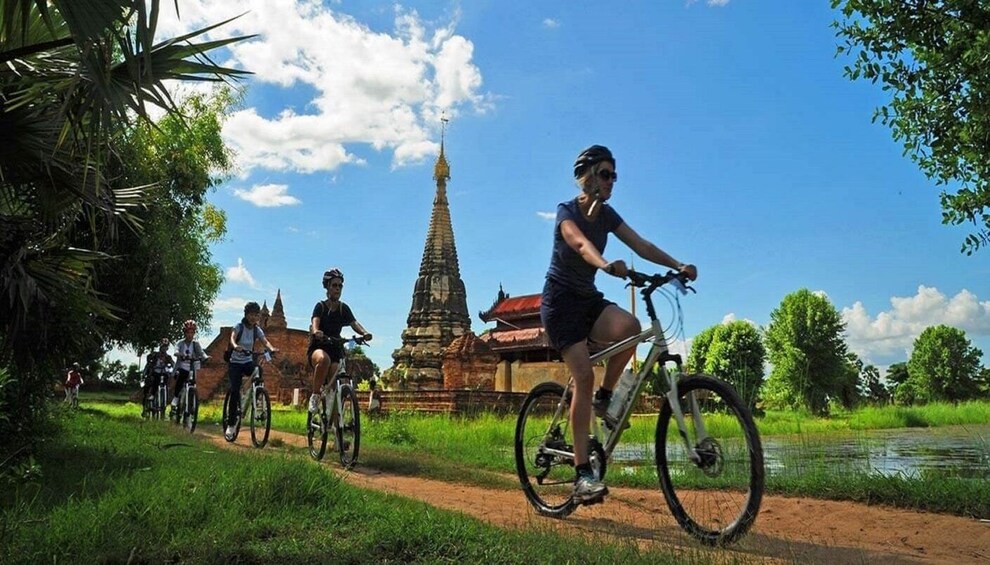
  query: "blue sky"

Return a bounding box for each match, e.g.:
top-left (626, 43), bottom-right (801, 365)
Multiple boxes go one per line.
top-left (144, 0), bottom-right (989, 376)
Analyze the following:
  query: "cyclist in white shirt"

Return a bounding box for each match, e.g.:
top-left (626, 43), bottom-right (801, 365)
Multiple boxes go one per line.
top-left (172, 320), bottom-right (207, 410)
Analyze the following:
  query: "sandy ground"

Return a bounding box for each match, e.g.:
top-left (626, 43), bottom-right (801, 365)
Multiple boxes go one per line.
top-left (200, 426), bottom-right (990, 564)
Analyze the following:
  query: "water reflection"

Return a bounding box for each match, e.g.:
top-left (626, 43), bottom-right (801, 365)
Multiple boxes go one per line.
top-left (615, 424), bottom-right (990, 480)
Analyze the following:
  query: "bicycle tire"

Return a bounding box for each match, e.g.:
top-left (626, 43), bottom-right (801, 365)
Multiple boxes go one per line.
top-left (186, 388), bottom-right (199, 434)
top-left (250, 388), bottom-right (271, 448)
top-left (336, 384), bottom-right (360, 469)
top-left (221, 389), bottom-right (239, 442)
top-left (655, 374), bottom-right (764, 546)
top-left (307, 400), bottom-right (329, 461)
top-left (156, 386), bottom-right (167, 420)
top-left (514, 381), bottom-right (579, 518)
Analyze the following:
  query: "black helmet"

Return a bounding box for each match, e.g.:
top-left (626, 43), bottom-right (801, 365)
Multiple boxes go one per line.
top-left (573, 145), bottom-right (615, 178)
top-left (244, 301), bottom-right (261, 314)
top-left (322, 268), bottom-right (344, 288)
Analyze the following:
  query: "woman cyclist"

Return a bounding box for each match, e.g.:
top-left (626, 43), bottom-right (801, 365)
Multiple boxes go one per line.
top-left (540, 144), bottom-right (697, 504)
top-left (64, 362), bottom-right (83, 404)
top-left (306, 268), bottom-right (372, 414)
top-left (226, 302), bottom-right (279, 439)
top-left (171, 320), bottom-right (207, 413)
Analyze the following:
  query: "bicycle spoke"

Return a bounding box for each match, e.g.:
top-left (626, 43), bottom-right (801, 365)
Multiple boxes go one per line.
top-left (514, 382), bottom-right (578, 518)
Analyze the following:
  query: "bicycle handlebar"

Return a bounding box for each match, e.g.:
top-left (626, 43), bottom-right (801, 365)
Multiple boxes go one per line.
top-left (625, 269), bottom-right (696, 295)
top-left (313, 334), bottom-right (371, 347)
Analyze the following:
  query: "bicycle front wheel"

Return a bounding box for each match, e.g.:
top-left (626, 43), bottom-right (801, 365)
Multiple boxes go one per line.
top-left (307, 402), bottom-right (329, 461)
top-left (655, 374), bottom-right (764, 546)
top-left (250, 388), bottom-right (271, 448)
top-left (156, 386), bottom-right (167, 420)
top-left (336, 385), bottom-right (360, 468)
top-left (514, 381), bottom-right (578, 518)
top-left (186, 389), bottom-right (199, 434)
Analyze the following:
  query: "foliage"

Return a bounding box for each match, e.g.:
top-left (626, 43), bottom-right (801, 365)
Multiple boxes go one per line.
top-left (763, 289), bottom-right (852, 414)
top-left (688, 321), bottom-right (766, 410)
top-left (906, 325), bottom-right (983, 403)
top-left (0, 0), bottom-right (250, 461)
top-left (858, 361), bottom-right (890, 405)
top-left (832, 0), bottom-right (990, 254)
top-left (84, 88), bottom-right (237, 352)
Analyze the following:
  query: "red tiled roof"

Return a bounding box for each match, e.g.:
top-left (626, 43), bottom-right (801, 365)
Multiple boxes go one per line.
top-left (480, 294), bottom-right (541, 322)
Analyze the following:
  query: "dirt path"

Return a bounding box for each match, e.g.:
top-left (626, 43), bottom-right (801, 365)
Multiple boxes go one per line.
top-left (202, 427), bottom-right (990, 564)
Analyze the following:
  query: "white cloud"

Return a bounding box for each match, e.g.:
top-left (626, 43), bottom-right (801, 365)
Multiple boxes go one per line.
top-left (543, 18), bottom-right (560, 29)
top-left (536, 211), bottom-right (555, 221)
top-left (157, 1), bottom-right (492, 175)
top-left (708, 0), bottom-right (731, 6)
top-left (212, 296), bottom-right (252, 312)
top-left (226, 258), bottom-right (258, 288)
top-left (233, 183), bottom-right (301, 207)
top-left (843, 286), bottom-right (990, 364)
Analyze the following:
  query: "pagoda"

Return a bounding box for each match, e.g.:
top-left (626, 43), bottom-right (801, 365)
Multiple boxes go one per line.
top-left (388, 124), bottom-right (471, 389)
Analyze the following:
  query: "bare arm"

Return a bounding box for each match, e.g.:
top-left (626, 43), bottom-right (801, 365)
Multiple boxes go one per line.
top-left (310, 316), bottom-right (323, 340)
top-left (614, 222), bottom-right (697, 280)
top-left (560, 219), bottom-right (610, 271)
top-left (351, 320), bottom-right (372, 340)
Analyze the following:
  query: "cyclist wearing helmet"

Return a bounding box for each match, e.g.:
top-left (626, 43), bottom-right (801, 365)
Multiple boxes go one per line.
top-left (226, 302), bottom-right (279, 439)
top-left (142, 338), bottom-right (175, 410)
top-left (541, 144), bottom-right (697, 504)
top-left (306, 268), bottom-right (372, 413)
top-left (171, 320), bottom-right (207, 412)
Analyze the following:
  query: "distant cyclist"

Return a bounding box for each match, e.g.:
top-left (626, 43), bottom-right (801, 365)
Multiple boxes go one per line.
top-left (307, 268), bottom-right (372, 414)
top-left (142, 339), bottom-right (174, 407)
top-left (64, 362), bottom-right (84, 404)
top-left (226, 302), bottom-right (279, 439)
top-left (172, 320), bottom-right (207, 411)
top-left (540, 144), bottom-right (697, 504)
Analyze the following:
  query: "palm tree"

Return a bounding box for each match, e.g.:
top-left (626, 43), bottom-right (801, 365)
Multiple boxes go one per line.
top-left (0, 0), bottom-right (252, 369)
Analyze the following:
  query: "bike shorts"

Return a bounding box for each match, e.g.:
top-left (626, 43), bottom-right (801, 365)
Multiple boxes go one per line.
top-left (540, 278), bottom-right (615, 353)
top-left (307, 339), bottom-right (344, 368)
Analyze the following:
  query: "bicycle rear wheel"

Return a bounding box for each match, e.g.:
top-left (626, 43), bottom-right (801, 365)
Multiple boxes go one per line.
top-left (336, 384), bottom-right (360, 468)
top-left (221, 390), bottom-right (239, 442)
top-left (185, 388), bottom-right (199, 433)
top-left (307, 401), bottom-right (329, 461)
top-left (250, 388), bottom-right (271, 448)
top-left (514, 381), bottom-right (579, 518)
top-left (655, 374), bottom-right (764, 546)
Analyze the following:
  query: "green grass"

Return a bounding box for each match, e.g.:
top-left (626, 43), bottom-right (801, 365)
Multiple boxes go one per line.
top-left (86, 399), bottom-right (990, 518)
top-left (0, 409), bottom-right (707, 564)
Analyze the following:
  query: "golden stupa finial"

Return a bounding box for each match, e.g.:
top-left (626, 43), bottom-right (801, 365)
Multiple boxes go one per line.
top-left (434, 113), bottom-right (450, 182)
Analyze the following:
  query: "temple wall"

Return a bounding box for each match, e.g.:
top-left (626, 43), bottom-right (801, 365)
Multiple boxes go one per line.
top-left (495, 360), bottom-right (606, 393)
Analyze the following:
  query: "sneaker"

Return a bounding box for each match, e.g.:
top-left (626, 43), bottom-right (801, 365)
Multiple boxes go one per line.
top-left (592, 388), bottom-right (612, 418)
top-left (308, 394), bottom-right (319, 413)
top-left (573, 473), bottom-right (608, 505)
top-left (224, 425), bottom-right (236, 440)
top-left (170, 397), bottom-right (179, 408)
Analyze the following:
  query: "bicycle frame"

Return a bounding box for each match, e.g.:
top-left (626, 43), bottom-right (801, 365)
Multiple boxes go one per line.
top-left (546, 276), bottom-right (708, 466)
top-left (321, 347), bottom-right (354, 426)
top-left (177, 362), bottom-right (199, 414)
top-left (237, 367), bottom-right (265, 418)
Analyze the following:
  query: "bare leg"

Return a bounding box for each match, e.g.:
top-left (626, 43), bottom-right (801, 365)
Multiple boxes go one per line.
top-left (590, 305), bottom-right (641, 391)
top-left (560, 340), bottom-right (594, 466)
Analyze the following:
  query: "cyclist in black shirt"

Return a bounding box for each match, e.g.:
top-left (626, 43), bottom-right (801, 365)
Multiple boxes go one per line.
top-left (307, 268), bottom-right (372, 413)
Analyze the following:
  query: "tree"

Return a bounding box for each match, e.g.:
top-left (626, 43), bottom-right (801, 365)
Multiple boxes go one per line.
top-left (859, 362), bottom-right (890, 405)
top-left (832, 1), bottom-right (990, 254)
top-left (85, 89), bottom-right (236, 352)
top-left (0, 0), bottom-right (250, 459)
top-left (763, 289), bottom-right (851, 414)
top-left (689, 321), bottom-right (766, 410)
top-left (906, 325), bottom-right (983, 403)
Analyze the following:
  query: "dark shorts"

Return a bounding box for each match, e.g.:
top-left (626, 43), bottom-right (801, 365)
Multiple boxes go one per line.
top-left (306, 339), bottom-right (344, 368)
top-left (540, 278), bottom-right (615, 352)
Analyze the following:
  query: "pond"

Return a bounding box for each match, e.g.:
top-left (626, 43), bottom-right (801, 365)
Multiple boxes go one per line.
top-left (615, 424), bottom-right (990, 480)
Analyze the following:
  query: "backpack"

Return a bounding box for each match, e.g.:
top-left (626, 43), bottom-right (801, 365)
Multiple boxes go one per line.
top-left (223, 323), bottom-right (260, 363)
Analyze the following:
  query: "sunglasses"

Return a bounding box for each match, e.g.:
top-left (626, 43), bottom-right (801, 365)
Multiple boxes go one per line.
top-left (597, 170), bottom-right (618, 182)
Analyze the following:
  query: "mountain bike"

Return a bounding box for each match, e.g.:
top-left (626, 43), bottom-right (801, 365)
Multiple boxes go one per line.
top-left (307, 336), bottom-right (363, 468)
top-left (143, 364), bottom-right (172, 420)
top-left (64, 384), bottom-right (80, 409)
top-left (222, 350), bottom-right (273, 448)
top-left (170, 355), bottom-right (204, 433)
top-left (514, 270), bottom-right (764, 546)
